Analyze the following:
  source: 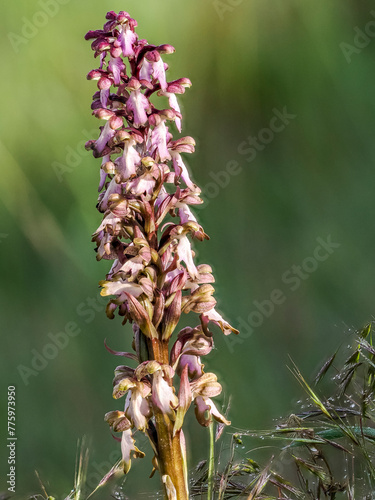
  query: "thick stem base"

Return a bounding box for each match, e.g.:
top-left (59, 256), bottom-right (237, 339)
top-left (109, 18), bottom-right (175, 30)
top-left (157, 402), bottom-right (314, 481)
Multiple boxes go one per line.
top-left (148, 338), bottom-right (189, 500)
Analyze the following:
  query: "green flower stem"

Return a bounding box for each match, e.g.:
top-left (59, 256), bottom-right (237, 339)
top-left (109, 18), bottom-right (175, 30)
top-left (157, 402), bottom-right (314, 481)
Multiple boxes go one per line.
top-left (149, 337), bottom-right (189, 500)
top-left (207, 422), bottom-right (215, 500)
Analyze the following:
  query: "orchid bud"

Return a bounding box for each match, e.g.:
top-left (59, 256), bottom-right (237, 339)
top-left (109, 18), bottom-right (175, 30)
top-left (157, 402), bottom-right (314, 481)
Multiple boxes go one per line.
top-left (161, 290), bottom-right (182, 340)
top-left (105, 411), bottom-right (132, 432)
top-left (98, 76), bottom-right (112, 90)
top-left (109, 115), bottom-right (123, 130)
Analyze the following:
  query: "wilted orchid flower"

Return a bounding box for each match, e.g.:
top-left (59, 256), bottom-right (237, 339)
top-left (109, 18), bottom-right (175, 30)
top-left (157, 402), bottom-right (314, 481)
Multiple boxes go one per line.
top-left (86, 10), bottom-right (238, 499)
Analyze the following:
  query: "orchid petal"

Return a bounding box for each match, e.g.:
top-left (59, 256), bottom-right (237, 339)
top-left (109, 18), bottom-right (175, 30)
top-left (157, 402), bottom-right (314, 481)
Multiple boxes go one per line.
top-left (153, 57), bottom-right (167, 91)
top-left (121, 429), bottom-right (144, 474)
top-left (178, 354), bottom-right (204, 380)
top-left (100, 88), bottom-right (110, 108)
top-left (96, 121), bottom-right (115, 154)
top-left (116, 142), bottom-right (141, 181)
top-left (171, 152), bottom-right (195, 190)
top-left (128, 175), bottom-right (156, 196)
top-left (124, 386), bottom-right (151, 430)
top-left (140, 56), bottom-right (167, 91)
top-left (94, 213), bottom-right (121, 235)
top-left (119, 27), bottom-right (137, 57)
top-left (178, 203), bottom-right (197, 225)
top-left (201, 308), bottom-right (239, 336)
top-left (108, 57), bottom-right (125, 85)
top-left (168, 93), bottom-right (181, 132)
top-left (194, 396), bottom-right (211, 427)
top-left (98, 177), bottom-right (122, 212)
top-left (100, 280), bottom-right (143, 298)
top-left (151, 120), bottom-right (171, 162)
top-left (205, 398), bottom-right (231, 426)
top-left (127, 90), bottom-right (149, 127)
top-left (152, 371), bottom-right (178, 419)
top-left (139, 58), bottom-right (153, 83)
top-left (176, 235), bottom-right (198, 280)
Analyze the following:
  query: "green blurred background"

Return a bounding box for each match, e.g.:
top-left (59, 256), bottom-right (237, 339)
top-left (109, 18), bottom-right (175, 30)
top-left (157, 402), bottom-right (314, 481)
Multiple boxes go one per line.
top-left (1, 0), bottom-right (375, 497)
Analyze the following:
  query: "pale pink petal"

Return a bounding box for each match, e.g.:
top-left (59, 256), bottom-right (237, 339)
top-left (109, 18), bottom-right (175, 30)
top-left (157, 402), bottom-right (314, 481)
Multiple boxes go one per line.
top-left (99, 155), bottom-right (111, 191)
top-left (151, 120), bottom-right (171, 162)
top-left (178, 204), bottom-right (197, 225)
top-left (119, 27), bottom-right (137, 57)
top-left (155, 186), bottom-right (169, 208)
top-left (168, 93), bottom-right (181, 132)
top-left (140, 56), bottom-right (167, 91)
top-left (98, 177), bottom-right (122, 212)
top-left (176, 235), bottom-right (198, 280)
top-left (152, 371), bottom-right (178, 419)
top-left (179, 354), bottom-right (203, 380)
top-left (190, 372), bottom-right (222, 399)
top-left (116, 142), bottom-right (141, 180)
top-left (124, 387), bottom-right (151, 431)
top-left (164, 268), bottom-right (183, 286)
top-left (94, 213), bottom-right (121, 235)
top-left (99, 52), bottom-right (106, 69)
top-left (205, 398), bottom-right (231, 426)
top-left (107, 259), bottom-right (122, 280)
top-left (120, 259), bottom-right (144, 278)
top-left (128, 176), bottom-right (156, 196)
top-left (96, 121), bottom-right (115, 154)
top-left (100, 88), bottom-right (110, 108)
top-left (121, 429), bottom-right (144, 474)
top-left (127, 90), bottom-right (149, 127)
top-left (194, 395), bottom-right (211, 427)
top-left (201, 308), bottom-right (238, 336)
top-left (100, 280), bottom-right (143, 298)
top-left (153, 57), bottom-right (167, 91)
top-left (99, 168), bottom-right (107, 192)
top-left (139, 58), bottom-right (153, 83)
top-left (109, 57), bottom-right (125, 85)
top-left (171, 152), bottom-right (195, 190)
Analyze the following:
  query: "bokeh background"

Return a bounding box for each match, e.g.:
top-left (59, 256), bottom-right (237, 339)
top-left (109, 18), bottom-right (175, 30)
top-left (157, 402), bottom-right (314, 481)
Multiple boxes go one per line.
top-left (1, 0), bottom-right (375, 497)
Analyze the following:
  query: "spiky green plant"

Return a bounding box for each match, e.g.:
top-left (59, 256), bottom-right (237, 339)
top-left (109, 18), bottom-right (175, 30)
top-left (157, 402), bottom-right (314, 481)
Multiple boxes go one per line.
top-left (189, 323), bottom-right (375, 499)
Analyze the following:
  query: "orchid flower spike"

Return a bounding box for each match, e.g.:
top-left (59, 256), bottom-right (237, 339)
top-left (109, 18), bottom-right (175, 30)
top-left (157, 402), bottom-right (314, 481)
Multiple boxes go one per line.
top-left (86, 10), bottom-right (238, 500)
